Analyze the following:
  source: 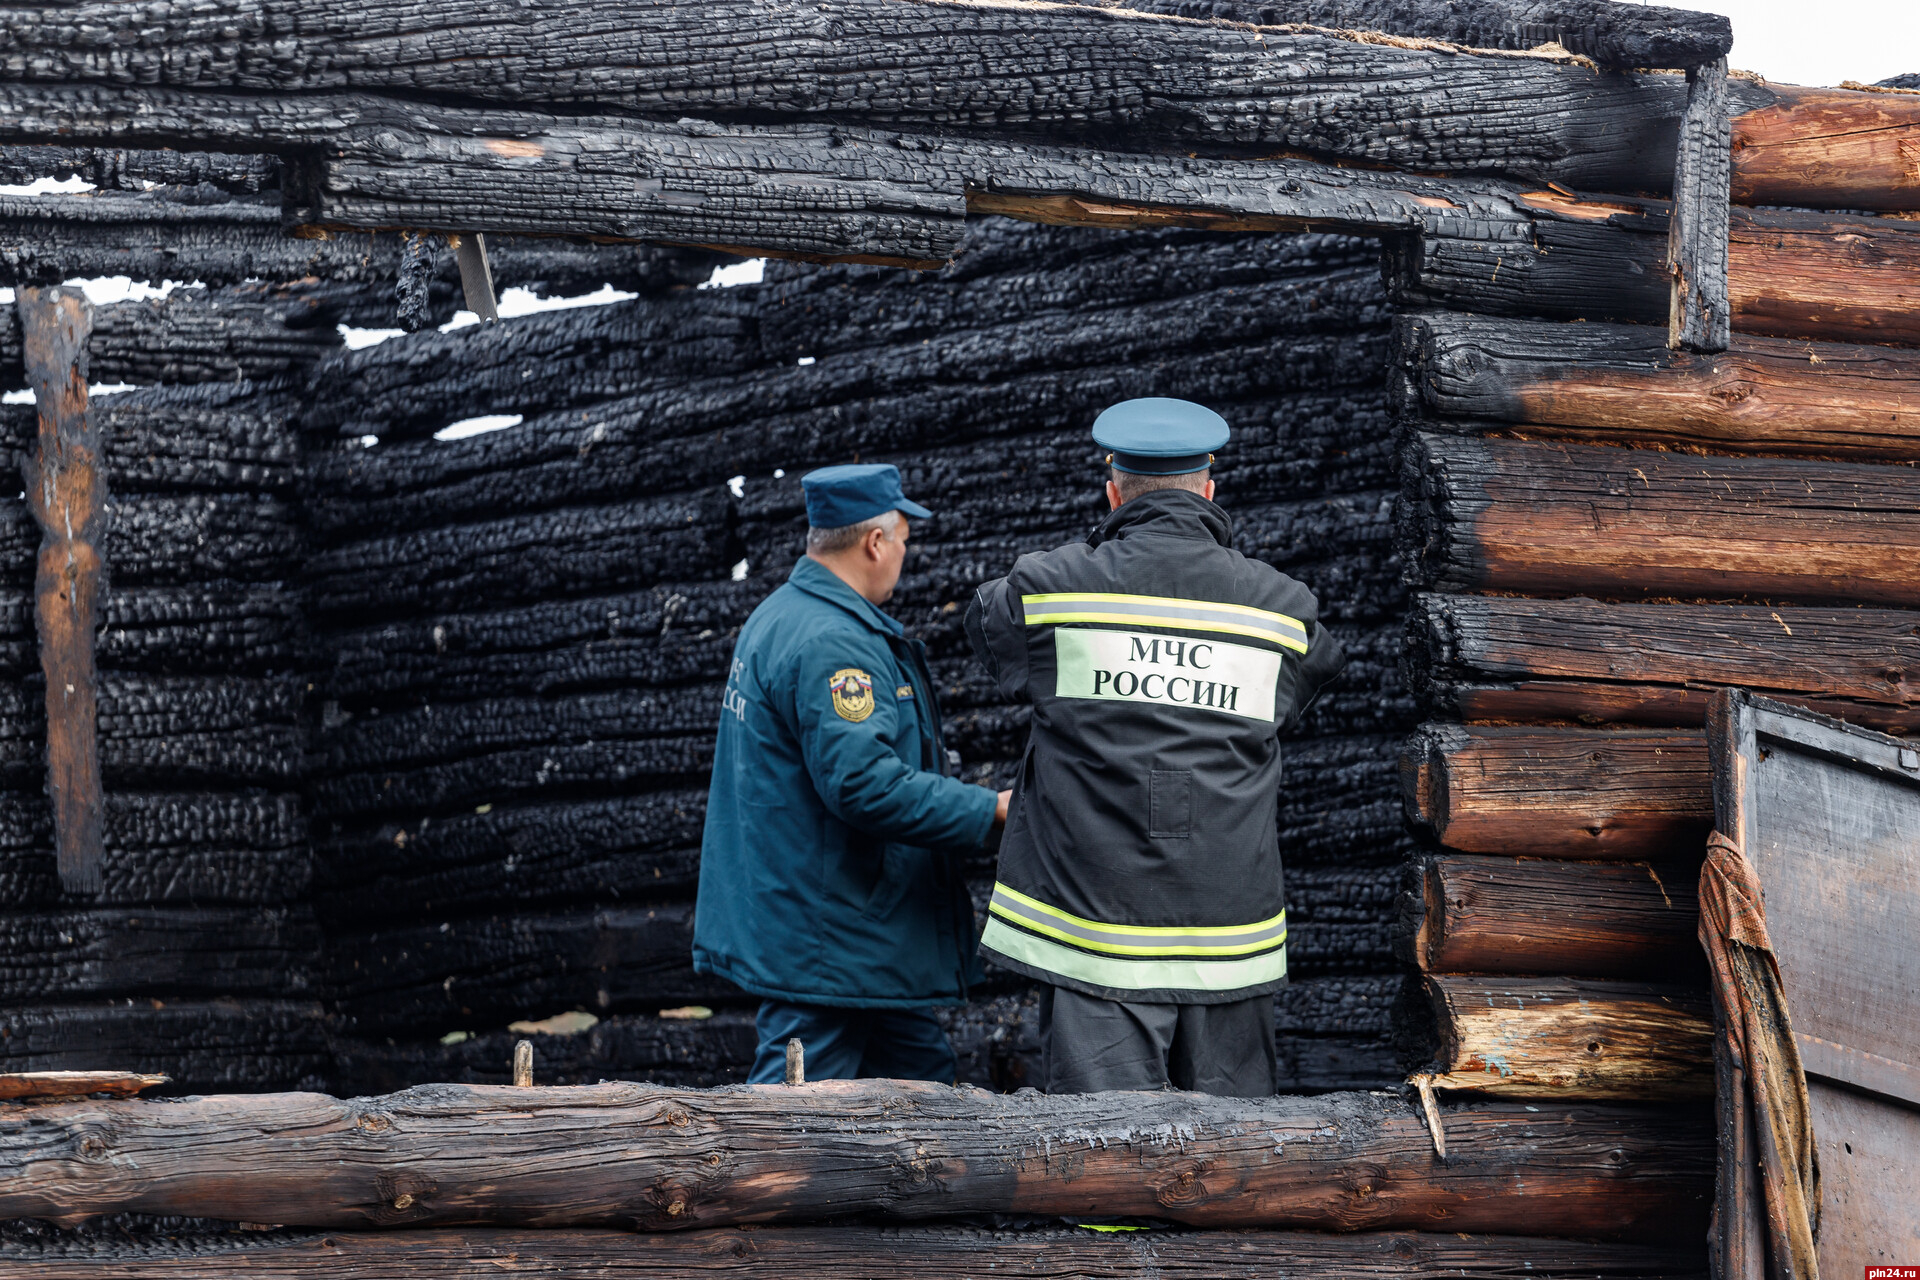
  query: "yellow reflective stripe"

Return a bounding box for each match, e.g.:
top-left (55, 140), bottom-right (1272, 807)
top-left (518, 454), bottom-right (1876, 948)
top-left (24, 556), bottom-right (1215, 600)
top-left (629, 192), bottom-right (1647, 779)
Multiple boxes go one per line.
top-left (982, 917), bottom-right (1288, 993)
top-left (992, 882), bottom-right (1286, 943)
top-left (1020, 592), bottom-right (1309, 654)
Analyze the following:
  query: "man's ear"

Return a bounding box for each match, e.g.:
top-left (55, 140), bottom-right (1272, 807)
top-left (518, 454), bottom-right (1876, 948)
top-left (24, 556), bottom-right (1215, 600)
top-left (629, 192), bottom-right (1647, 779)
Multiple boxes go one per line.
top-left (866, 523), bottom-right (889, 560)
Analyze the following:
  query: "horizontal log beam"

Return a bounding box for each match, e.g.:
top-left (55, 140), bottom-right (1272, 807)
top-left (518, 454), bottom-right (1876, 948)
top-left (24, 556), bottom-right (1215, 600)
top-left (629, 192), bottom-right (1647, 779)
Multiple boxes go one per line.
top-left (1730, 84), bottom-right (1920, 210)
top-left (1420, 976), bottom-right (1713, 1099)
top-left (1401, 854), bottom-right (1700, 978)
top-left (0, 1080), bottom-right (1712, 1238)
top-left (1405, 594), bottom-right (1920, 732)
top-left (1395, 314), bottom-right (1920, 460)
top-left (1387, 195), bottom-right (1920, 348)
top-left (1401, 723), bottom-right (1710, 857)
top-left (1400, 434), bottom-right (1920, 606)
top-left (0, 1224), bottom-right (1713, 1279)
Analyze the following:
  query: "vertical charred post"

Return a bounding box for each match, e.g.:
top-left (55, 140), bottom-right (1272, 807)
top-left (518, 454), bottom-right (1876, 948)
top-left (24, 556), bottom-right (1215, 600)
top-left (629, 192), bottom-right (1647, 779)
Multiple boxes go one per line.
top-left (17, 286), bottom-right (106, 896)
top-left (1669, 58), bottom-right (1732, 353)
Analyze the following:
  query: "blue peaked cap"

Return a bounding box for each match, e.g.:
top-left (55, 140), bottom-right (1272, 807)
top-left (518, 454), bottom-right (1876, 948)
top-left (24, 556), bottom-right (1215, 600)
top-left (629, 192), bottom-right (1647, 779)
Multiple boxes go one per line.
top-left (1092, 397), bottom-right (1231, 475)
top-left (801, 463), bottom-right (932, 529)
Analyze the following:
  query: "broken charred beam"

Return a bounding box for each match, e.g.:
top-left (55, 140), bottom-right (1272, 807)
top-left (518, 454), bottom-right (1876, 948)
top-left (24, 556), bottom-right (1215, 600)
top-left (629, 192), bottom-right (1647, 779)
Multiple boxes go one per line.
top-left (0, 1080), bottom-right (1714, 1238)
top-left (1401, 723), bottom-right (1710, 858)
top-left (1667, 59), bottom-right (1731, 354)
top-left (1405, 594), bottom-right (1920, 733)
top-left (0, 1224), bottom-right (1714, 1279)
top-left (0, 144), bottom-right (280, 193)
top-left (1386, 200), bottom-right (1920, 349)
top-left (1399, 434), bottom-right (1920, 606)
top-left (0, 999), bottom-right (333, 1094)
top-left (1731, 84), bottom-right (1920, 209)
top-left (18, 285), bottom-right (106, 896)
top-left (0, 905), bottom-right (318, 1001)
top-left (1419, 976), bottom-right (1713, 1100)
top-left (1400, 855), bottom-right (1700, 979)
top-left (1394, 315), bottom-right (1920, 461)
top-left (1093, 0), bottom-right (1731, 69)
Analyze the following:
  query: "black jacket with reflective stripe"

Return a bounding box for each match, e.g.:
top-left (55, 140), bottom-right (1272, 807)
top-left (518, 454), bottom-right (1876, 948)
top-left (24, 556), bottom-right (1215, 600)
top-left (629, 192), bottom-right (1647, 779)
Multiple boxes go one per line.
top-left (964, 490), bottom-right (1346, 1004)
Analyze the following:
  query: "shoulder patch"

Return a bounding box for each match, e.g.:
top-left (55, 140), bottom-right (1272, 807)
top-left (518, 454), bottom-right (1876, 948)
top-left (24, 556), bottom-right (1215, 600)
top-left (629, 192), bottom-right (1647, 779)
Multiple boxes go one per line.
top-left (829, 668), bottom-right (875, 722)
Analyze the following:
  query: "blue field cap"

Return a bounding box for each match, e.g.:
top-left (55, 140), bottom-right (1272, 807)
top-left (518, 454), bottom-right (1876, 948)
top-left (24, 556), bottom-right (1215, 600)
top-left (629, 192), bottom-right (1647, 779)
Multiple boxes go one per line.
top-left (801, 463), bottom-right (933, 529)
top-left (1092, 397), bottom-right (1231, 475)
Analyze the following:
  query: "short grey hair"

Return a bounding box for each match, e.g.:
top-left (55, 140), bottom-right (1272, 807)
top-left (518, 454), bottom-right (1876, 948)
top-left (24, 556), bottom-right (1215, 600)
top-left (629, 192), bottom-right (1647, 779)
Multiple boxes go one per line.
top-left (807, 508), bottom-right (902, 555)
top-left (1111, 467), bottom-right (1210, 503)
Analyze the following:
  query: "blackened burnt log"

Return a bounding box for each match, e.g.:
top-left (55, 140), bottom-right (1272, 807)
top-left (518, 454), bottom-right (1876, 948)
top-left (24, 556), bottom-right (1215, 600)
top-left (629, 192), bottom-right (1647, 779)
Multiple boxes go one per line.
top-left (0, 144), bottom-right (281, 193)
top-left (0, 999), bottom-right (333, 1094)
top-left (0, 676), bottom-right (301, 788)
top-left (0, 1224), bottom-right (1714, 1280)
top-left (1418, 976), bottom-right (1712, 1100)
top-left (0, 905), bottom-right (317, 1001)
top-left (0, 495), bottom-right (300, 587)
top-left (1399, 434), bottom-right (1920, 606)
top-left (1394, 314), bottom-right (1920, 461)
top-left (1399, 855), bottom-right (1700, 979)
top-left (0, 1081), bottom-right (1713, 1238)
top-left (1404, 594), bottom-right (1920, 733)
top-left (0, 582), bottom-right (303, 677)
top-left (1400, 724), bottom-right (1710, 858)
top-left (1666, 58), bottom-right (1731, 354)
top-left (1387, 198), bottom-right (1920, 348)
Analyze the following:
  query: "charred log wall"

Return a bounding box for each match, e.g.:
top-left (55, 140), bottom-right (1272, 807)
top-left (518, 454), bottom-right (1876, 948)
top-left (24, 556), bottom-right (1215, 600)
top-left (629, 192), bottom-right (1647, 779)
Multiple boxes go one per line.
top-left (304, 216), bottom-right (1409, 1095)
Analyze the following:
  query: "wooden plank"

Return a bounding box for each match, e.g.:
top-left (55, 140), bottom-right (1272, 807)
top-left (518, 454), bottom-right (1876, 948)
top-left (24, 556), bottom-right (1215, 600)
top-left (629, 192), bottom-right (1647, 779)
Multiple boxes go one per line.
top-left (1403, 855), bottom-right (1700, 978)
top-left (1668, 58), bottom-right (1731, 354)
top-left (1401, 723), bottom-right (1711, 858)
top-left (16, 286), bottom-right (105, 896)
top-left (0, 1224), bottom-right (1715, 1279)
top-left (1387, 198), bottom-right (1920, 348)
top-left (1731, 84), bottom-right (1920, 210)
top-left (1395, 314), bottom-right (1920, 461)
top-left (1421, 976), bottom-right (1713, 1100)
top-left (1806, 1080), bottom-right (1920, 1279)
top-left (1401, 434), bottom-right (1920, 606)
top-left (0, 1081), bottom-right (1713, 1239)
top-left (1405, 594), bottom-right (1920, 734)
top-left (0, 1069), bottom-right (167, 1099)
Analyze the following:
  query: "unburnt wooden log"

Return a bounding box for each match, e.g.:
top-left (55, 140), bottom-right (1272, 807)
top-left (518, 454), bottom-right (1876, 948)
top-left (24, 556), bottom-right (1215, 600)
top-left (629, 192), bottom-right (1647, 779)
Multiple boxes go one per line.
top-left (1401, 723), bottom-right (1710, 858)
top-left (1730, 84), bottom-right (1920, 210)
top-left (1399, 434), bottom-right (1920, 606)
top-left (1390, 198), bottom-right (1920, 348)
top-left (17, 285), bottom-right (107, 895)
top-left (0, 1224), bottom-right (1714, 1279)
top-left (1667, 58), bottom-right (1731, 354)
top-left (1399, 855), bottom-right (1700, 978)
top-left (0, 1080), bottom-right (1713, 1237)
top-left (1404, 594), bottom-right (1920, 733)
top-left (1395, 314), bottom-right (1920, 461)
top-left (0, 999), bottom-right (334, 1094)
top-left (0, 905), bottom-right (318, 1001)
top-left (1418, 976), bottom-right (1713, 1100)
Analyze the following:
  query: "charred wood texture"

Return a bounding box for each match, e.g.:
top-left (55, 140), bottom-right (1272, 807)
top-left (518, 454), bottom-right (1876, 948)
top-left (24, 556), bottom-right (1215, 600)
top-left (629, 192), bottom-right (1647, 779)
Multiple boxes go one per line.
top-left (0, 1082), bottom-right (1713, 1238)
top-left (1387, 200), bottom-right (1920, 347)
top-left (17, 286), bottom-right (107, 895)
top-left (0, 144), bottom-right (281, 193)
top-left (1394, 314), bottom-right (1920, 461)
top-left (1667, 58), bottom-right (1731, 354)
top-left (0, 1000), bottom-right (332, 1094)
top-left (1399, 434), bottom-right (1920, 606)
top-left (0, 1223), bottom-right (1713, 1279)
top-left (1400, 855), bottom-right (1700, 979)
top-left (1419, 977), bottom-right (1713, 1100)
top-left (1401, 724), bottom-right (1710, 858)
top-left (1405, 594), bottom-right (1920, 733)
top-left (0, 905), bottom-right (317, 1001)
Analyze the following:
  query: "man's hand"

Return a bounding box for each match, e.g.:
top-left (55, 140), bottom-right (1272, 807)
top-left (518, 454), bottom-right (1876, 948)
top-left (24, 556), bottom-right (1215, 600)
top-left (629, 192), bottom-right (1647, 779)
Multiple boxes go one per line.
top-left (994, 789), bottom-right (1012, 826)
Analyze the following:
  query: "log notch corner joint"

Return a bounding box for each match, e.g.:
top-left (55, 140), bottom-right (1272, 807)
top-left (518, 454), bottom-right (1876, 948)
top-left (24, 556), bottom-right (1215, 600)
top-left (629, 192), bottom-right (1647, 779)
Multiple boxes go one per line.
top-left (1670, 57), bottom-right (1733, 353)
top-left (16, 286), bottom-right (107, 896)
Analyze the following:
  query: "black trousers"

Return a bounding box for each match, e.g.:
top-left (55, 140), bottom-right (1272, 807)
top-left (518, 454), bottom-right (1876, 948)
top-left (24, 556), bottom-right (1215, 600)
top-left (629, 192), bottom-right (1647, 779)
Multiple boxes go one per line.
top-left (1038, 985), bottom-right (1276, 1097)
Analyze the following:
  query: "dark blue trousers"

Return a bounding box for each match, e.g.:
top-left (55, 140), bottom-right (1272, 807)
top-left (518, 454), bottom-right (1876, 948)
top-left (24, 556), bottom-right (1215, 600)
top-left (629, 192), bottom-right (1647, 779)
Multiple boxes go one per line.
top-left (749, 1001), bottom-right (958, 1084)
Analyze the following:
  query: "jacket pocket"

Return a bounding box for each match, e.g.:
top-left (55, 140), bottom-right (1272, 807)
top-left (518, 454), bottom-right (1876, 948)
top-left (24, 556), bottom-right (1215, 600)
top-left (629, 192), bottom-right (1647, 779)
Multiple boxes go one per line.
top-left (862, 843), bottom-right (914, 919)
top-left (1148, 769), bottom-right (1193, 839)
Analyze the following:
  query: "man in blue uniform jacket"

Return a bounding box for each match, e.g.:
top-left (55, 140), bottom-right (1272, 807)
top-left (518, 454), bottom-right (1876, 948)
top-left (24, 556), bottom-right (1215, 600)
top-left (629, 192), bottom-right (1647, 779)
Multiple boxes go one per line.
top-left (694, 463), bottom-right (1010, 1084)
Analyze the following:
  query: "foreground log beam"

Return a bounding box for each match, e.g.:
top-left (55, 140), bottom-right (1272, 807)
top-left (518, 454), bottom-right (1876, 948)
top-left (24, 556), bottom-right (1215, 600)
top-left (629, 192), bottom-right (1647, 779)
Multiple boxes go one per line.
top-left (1401, 723), bottom-right (1710, 857)
top-left (1400, 434), bottom-right (1920, 606)
top-left (1420, 976), bottom-right (1714, 1100)
top-left (1395, 315), bottom-right (1920, 461)
top-left (0, 1080), bottom-right (1712, 1238)
top-left (1404, 594), bottom-right (1920, 733)
top-left (1402, 855), bottom-right (1700, 978)
top-left (0, 1224), bottom-right (1713, 1279)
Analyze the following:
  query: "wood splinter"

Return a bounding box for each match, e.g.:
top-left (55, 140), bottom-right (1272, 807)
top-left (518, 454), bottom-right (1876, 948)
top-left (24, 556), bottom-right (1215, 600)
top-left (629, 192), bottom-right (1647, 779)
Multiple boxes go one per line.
top-left (511, 1040), bottom-right (533, 1088)
top-left (449, 232), bottom-right (499, 323)
top-left (1411, 1075), bottom-right (1448, 1160)
top-left (784, 1038), bottom-right (805, 1086)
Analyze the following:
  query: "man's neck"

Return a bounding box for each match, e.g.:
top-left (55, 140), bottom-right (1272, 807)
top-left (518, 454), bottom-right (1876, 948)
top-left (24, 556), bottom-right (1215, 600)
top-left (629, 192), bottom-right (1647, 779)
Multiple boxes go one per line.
top-left (807, 551), bottom-right (884, 605)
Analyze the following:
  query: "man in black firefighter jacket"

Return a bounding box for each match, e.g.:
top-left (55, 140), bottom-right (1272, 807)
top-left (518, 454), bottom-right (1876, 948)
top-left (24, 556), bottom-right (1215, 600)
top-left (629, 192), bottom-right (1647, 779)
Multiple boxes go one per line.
top-left (964, 397), bottom-right (1346, 1096)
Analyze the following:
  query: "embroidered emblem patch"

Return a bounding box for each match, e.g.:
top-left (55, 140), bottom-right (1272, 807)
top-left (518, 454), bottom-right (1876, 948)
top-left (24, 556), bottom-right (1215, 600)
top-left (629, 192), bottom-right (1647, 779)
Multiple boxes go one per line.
top-left (829, 668), bottom-right (875, 722)
top-left (896, 683), bottom-right (915, 700)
